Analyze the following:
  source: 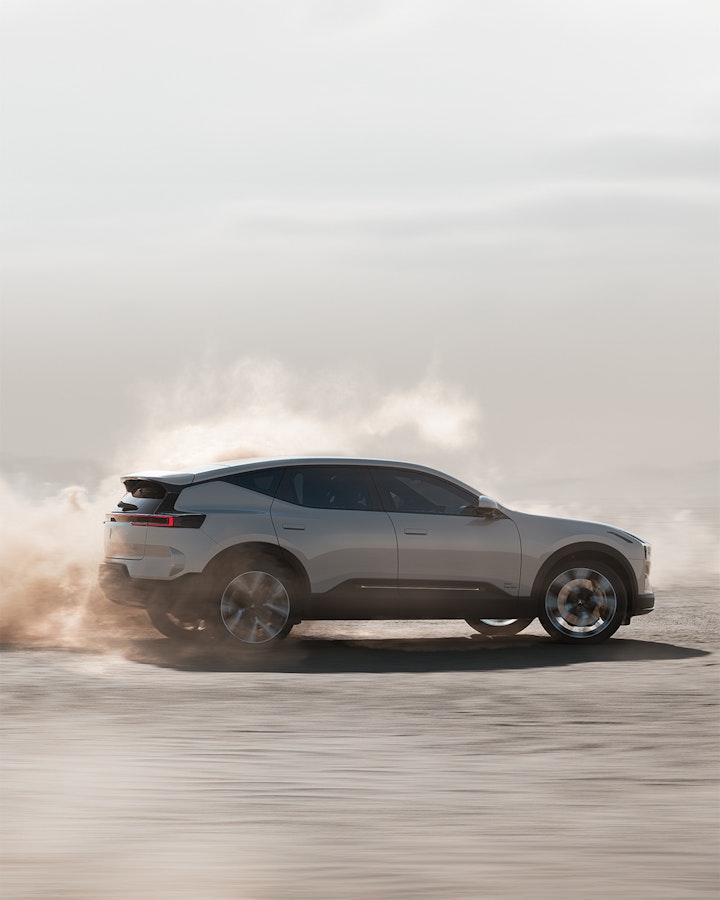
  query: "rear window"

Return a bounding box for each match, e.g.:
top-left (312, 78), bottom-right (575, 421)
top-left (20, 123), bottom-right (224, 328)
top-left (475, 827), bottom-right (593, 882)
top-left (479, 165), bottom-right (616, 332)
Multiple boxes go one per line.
top-left (123, 479), bottom-right (167, 499)
top-left (117, 479), bottom-right (168, 512)
top-left (221, 467), bottom-right (284, 497)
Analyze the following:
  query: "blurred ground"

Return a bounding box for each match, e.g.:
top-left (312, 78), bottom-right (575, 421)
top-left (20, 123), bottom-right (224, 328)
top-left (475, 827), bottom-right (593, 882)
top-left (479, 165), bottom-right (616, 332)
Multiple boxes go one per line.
top-left (1, 588), bottom-right (719, 899)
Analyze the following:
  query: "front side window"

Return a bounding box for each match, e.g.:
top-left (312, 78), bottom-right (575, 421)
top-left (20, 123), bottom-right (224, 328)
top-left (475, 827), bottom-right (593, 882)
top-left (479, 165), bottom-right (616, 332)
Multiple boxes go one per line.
top-left (276, 466), bottom-right (378, 511)
top-left (373, 468), bottom-right (476, 515)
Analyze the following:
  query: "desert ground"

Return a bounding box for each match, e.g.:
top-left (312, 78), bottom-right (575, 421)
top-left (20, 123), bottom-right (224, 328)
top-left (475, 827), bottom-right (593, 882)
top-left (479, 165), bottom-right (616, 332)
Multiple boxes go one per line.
top-left (1, 581), bottom-right (718, 900)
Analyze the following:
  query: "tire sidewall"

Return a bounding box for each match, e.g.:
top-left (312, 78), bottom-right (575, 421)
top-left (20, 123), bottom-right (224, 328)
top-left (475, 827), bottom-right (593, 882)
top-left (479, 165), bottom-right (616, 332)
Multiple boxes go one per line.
top-left (209, 554), bottom-right (299, 647)
top-left (538, 558), bottom-right (627, 643)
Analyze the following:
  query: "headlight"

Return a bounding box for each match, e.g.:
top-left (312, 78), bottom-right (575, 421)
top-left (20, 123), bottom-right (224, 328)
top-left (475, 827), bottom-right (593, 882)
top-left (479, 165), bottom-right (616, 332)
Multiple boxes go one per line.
top-left (644, 543), bottom-right (651, 560)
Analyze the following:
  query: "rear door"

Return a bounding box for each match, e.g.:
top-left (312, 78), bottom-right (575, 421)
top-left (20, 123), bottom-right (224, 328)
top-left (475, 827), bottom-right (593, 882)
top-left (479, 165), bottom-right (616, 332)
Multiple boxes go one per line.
top-left (270, 465), bottom-right (398, 614)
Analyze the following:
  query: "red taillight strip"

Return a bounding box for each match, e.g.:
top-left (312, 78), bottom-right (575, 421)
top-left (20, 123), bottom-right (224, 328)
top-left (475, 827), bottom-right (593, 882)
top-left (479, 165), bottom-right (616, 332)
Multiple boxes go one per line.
top-left (103, 513), bottom-right (174, 526)
top-left (137, 515), bottom-right (175, 527)
top-left (105, 513), bottom-right (205, 528)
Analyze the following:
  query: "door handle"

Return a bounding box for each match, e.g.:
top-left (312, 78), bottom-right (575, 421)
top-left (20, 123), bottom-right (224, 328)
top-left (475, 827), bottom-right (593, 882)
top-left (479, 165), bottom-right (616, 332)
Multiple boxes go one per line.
top-left (282, 524), bottom-right (306, 531)
top-left (404, 528), bottom-right (427, 535)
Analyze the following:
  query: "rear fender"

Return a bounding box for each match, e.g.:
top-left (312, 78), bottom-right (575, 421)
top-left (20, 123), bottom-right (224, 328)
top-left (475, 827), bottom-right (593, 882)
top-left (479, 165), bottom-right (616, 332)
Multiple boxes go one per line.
top-left (202, 542), bottom-right (311, 612)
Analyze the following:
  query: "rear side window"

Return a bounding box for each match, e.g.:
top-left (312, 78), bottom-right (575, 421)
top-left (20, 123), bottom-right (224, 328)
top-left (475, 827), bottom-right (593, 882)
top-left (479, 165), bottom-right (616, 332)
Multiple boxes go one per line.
top-left (276, 466), bottom-right (378, 511)
top-left (222, 467), bottom-right (284, 497)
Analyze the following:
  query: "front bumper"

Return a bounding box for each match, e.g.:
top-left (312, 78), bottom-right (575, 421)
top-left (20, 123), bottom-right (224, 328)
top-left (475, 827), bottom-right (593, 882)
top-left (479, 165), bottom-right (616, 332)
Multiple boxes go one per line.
top-left (633, 591), bottom-right (655, 616)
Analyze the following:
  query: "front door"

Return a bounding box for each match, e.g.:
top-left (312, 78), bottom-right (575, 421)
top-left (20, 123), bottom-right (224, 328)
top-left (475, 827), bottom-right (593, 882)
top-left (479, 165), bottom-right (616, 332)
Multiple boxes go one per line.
top-left (372, 467), bottom-right (522, 618)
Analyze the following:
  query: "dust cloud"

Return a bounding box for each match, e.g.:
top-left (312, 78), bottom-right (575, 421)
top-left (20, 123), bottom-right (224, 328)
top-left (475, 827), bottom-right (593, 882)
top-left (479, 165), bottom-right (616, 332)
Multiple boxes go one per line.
top-left (0, 478), bottom-right (151, 649)
top-left (127, 358), bottom-right (483, 472)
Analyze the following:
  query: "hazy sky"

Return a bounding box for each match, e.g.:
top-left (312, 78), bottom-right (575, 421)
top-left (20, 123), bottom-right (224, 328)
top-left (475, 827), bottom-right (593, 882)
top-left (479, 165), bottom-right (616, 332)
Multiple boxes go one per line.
top-left (1, 0), bottom-right (718, 492)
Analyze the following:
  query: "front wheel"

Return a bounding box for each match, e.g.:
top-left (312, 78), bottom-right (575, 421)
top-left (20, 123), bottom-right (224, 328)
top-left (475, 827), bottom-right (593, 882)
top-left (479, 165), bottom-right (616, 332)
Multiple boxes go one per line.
top-left (538, 560), bottom-right (627, 643)
top-left (466, 618), bottom-right (534, 637)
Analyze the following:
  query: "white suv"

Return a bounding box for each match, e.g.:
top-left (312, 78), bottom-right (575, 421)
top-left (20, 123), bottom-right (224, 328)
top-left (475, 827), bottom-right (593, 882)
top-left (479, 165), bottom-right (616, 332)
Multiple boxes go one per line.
top-left (99, 457), bottom-right (654, 645)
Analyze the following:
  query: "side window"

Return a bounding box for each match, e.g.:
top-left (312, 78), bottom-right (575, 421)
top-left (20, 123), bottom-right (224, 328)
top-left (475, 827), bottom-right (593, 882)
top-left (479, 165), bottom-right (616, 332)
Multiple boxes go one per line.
top-left (222, 468), bottom-right (284, 497)
top-left (276, 466), bottom-right (377, 511)
top-left (373, 468), bottom-right (476, 515)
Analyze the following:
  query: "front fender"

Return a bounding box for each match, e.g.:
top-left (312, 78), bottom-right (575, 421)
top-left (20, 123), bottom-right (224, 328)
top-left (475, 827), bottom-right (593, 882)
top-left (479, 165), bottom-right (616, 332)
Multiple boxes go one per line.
top-left (529, 541), bottom-right (638, 606)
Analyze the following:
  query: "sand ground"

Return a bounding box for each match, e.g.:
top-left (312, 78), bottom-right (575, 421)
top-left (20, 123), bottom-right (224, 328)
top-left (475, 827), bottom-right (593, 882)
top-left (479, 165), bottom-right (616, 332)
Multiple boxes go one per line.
top-left (1, 587), bottom-right (718, 899)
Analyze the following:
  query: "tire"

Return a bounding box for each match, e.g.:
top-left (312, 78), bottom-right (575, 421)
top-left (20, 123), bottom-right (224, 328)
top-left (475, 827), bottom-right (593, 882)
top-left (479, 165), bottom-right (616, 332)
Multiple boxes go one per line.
top-left (538, 559), bottom-right (627, 643)
top-left (147, 600), bottom-right (214, 642)
top-left (212, 555), bottom-right (298, 647)
top-left (466, 618), bottom-right (533, 637)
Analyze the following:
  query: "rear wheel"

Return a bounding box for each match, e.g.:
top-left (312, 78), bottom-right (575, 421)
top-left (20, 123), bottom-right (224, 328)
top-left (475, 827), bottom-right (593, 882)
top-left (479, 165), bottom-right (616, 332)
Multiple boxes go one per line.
top-left (213, 556), bottom-right (298, 647)
top-left (538, 559), bottom-right (627, 643)
top-left (466, 618), bottom-right (533, 637)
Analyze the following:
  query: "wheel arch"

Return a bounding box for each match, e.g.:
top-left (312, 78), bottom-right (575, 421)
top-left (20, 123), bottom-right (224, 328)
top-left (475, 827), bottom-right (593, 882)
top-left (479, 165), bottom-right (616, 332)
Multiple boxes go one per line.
top-left (202, 541), bottom-right (311, 611)
top-left (531, 542), bottom-right (637, 615)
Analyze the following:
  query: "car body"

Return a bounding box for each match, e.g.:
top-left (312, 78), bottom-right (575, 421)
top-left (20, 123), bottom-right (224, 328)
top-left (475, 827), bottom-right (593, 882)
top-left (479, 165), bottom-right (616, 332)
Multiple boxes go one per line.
top-left (99, 456), bottom-right (654, 645)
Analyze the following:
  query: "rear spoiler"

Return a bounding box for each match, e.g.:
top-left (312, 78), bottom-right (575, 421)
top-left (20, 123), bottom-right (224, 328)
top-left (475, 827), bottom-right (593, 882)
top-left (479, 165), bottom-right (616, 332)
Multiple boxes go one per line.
top-left (121, 471), bottom-right (196, 487)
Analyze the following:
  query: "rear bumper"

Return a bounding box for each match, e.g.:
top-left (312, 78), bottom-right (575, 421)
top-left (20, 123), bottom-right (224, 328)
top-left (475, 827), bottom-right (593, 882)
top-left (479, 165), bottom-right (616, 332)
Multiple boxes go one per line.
top-left (98, 562), bottom-right (204, 610)
top-left (98, 562), bottom-right (164, 608)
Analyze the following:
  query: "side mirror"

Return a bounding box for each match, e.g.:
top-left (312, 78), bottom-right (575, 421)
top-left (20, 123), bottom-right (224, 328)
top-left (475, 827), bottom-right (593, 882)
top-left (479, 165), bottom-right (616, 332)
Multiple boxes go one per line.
top-left (463, 496), bottom-right (501, 517)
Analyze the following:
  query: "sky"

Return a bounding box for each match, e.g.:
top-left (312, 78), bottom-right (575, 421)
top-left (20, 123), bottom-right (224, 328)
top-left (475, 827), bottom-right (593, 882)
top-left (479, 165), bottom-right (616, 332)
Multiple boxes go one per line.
top-left (1, 0), bottom-right (718, 502)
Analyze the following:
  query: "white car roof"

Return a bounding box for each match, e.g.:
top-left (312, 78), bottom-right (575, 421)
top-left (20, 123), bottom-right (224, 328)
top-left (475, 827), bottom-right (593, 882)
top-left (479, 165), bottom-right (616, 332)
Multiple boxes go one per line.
top-left (121, 456), bottom-right (482, 495)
